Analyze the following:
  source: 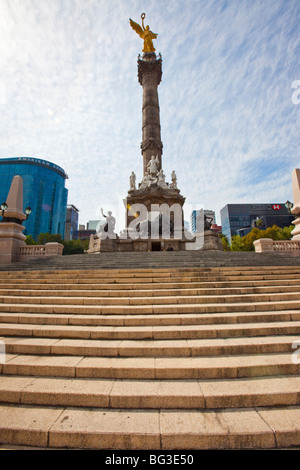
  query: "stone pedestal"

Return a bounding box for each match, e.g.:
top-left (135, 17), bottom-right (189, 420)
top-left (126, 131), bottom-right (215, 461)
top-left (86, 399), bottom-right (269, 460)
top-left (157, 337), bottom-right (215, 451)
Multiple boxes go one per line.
top-left (88, 234), bottom-right (117, 253)
top-left (127, 185), bottom-right (185, 230)
top-left (0, 222), bottom-right (26, 264)
top-left (204, 230), bottom-right (223, 250)
top-left (183, 231), bottom-right (224, 251)
top-left (253, 238), bottom-right (274, 253)
top-left (0, 176), bottom-right (26, 264)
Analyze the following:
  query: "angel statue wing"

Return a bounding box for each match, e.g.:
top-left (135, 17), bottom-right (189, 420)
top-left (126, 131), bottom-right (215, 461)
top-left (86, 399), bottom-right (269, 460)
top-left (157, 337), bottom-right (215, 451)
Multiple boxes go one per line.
top-left (129, 18), bottom-right (144, 38)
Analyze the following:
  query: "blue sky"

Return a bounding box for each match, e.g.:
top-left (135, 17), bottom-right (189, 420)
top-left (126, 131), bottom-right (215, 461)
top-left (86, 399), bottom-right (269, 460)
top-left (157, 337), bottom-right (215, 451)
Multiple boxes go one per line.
top-left (0, 0), bottom-right (299, 227)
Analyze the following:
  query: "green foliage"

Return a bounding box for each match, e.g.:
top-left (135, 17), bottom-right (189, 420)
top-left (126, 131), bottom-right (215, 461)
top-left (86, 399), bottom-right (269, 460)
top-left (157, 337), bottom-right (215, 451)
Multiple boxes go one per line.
top-left (230, 225), bottom-right (294, 251)
top-left (63, 239), bottom-right (85, 255)
top-left (254, 217), bottom-right (264, 228)
top-left (37, 233), bottom-right (64, 245)
top-left (242, 227), bottom-right (263, 251)
top-left (25, 234), bottom-right (37, 245)
top-left (219, 233), bottom-right (231, 251)
top-left (26, 232), bottom-right (88, 256)
top-left (231, 235), bottom-right (245, 251)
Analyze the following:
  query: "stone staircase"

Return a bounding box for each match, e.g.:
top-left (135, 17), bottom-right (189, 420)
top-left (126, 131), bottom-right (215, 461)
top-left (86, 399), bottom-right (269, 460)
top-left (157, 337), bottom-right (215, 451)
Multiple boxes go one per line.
top-left (1, 250), bottom-right (300, 271)
top-left (0, 263), bottom-right (300, 449)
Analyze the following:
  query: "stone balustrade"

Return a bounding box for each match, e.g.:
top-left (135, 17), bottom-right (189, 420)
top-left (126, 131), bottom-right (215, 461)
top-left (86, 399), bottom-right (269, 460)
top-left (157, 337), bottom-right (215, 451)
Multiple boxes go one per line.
top-left (254, 238), bottom-right (300, 254)
top-left (19, 242), bottom-right (64, 260)
top-left (273, 240), bottom-right (300, 252)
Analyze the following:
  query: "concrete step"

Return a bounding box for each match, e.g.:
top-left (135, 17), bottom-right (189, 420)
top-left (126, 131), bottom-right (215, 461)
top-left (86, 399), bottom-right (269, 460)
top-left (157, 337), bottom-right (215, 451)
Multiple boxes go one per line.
top-left (1, 309), bottom-right (299, 326)
top-left (1, 320), bottom-right (300, 340)
top-left (1, 292), bottom-right (300, 307)
top-left (0, 250), bottom-right (300, 271)
top-left (0, 265), bottom-right (300, 278)
top-left (2, 335), bottom-right (299, 357)
top-left (0, 375), bottom-right (299, 409)
top-left (1, 299), bottom-right (300, 315)
top-left (2, 403), bottom-right (300, 449)
top-left (1, 352), bottom-right (299, 379)
top-left (2, 278), bottom-right (300, 291)
top-left (2, 266), bottom-right (300, 274)
top-left (1, 284), bottom-right (300, 298)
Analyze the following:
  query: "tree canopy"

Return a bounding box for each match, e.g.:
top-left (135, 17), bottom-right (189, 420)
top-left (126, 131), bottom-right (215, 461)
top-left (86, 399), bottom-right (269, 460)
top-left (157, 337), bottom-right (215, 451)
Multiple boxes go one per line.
top-left (25, 233), bottom-right (89, 255)
top-left (229, 225), bottom-right (294, 251)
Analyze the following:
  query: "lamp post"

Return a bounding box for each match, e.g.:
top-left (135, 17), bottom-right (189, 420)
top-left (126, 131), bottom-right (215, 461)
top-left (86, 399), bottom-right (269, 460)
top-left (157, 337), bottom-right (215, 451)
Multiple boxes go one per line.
top-left (1, 202), bottom-right (31, 223)
top-left (0, 202), bottom-right (8, 219)
top-left (285, 200), bottom-right (294, 214)
top-left (25, 207), bottom-right (32, 220)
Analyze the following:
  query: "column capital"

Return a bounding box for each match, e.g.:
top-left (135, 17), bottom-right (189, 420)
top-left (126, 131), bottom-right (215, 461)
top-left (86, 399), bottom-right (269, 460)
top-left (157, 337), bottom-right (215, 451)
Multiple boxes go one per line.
top-left (138, 53), bottom-right (162, 86)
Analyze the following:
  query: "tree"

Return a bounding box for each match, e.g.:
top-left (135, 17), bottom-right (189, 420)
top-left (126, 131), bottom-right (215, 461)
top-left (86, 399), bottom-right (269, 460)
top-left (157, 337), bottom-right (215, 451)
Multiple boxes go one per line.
top-left (239, 225), bottom-right (293, 251)
top-left (25, 234), bottom-right (37, 245)
top-left (281, 225), bottom-right (294, 239)
top-left (219, 233), bottom-right (230, 251)
top-left (37, 233), bottom-right (64, 245)
top-left (254, 217), bottom-right (264, 228)
top-left (36, 232), bottom-right (89, 255)
top-left (231, 235), bottom-right (245, 251)
top-left (242, 227), bottom-right (263, 251)
top-left (63, 240), bottom-right (85, 255)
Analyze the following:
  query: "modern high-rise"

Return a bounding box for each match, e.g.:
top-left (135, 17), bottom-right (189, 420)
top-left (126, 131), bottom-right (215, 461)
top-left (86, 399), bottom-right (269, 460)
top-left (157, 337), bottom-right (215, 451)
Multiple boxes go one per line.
top-left (221, 203), bottom-right (294, 241)
top-left (0, 157), bottom-right (68, 239)
top-left (64, 205), bottom-right (79, 241)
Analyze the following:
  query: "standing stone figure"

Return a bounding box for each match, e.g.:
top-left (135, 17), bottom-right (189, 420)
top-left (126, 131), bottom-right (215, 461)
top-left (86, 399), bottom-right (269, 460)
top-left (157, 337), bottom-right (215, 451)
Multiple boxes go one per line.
top-left (129, 13), bottom-right (158, 53)
top-left (98, 208), bottom-right (116, 236)
top-left (170, 170), bottom-right (178, 189)
top-left (129, 171), bottom-right (136, 191)
top-left (157, 169), bottom-right (168, 189)
top-left (147, 155), bottom-right (160, 177)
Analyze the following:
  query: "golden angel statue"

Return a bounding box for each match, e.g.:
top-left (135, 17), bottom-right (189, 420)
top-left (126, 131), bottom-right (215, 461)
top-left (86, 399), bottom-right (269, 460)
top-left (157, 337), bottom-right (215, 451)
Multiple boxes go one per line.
top-left (129, 13), bottom-right (157, 52)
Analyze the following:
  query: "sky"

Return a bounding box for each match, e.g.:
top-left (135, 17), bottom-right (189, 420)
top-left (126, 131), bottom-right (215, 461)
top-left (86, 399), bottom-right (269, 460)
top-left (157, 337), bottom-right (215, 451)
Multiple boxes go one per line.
top-left (0, 0), bottom-right (299, 228)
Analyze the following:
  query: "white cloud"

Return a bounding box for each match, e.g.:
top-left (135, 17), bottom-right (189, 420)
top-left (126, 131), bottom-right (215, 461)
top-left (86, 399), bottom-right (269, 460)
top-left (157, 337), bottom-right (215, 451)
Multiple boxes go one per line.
top-left (0, 0), bottom-right (299, 228)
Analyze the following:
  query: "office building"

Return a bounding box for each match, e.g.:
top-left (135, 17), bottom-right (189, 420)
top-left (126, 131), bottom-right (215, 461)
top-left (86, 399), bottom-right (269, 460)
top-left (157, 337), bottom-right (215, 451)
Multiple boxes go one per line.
top-left (65, 205), bottom-right (79, 241)
top-left (221, 203), bottom-right (294, 242)
top-left (87, 220), bottom-right (103, 231)
top-left (0, 157), bottom-right (68, 239)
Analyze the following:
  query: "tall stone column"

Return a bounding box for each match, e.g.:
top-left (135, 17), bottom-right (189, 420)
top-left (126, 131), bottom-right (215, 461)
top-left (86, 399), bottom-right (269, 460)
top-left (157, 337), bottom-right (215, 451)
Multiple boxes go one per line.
top-left (138, 52), bottom-right (163, 176)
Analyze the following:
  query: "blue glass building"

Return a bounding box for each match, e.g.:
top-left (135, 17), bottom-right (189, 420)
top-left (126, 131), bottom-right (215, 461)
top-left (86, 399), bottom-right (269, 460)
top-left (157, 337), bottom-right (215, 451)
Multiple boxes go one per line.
top-left (65, 205), bottom-right (79, 241)
top-left (0, 157), bottom-right (68, 239)
top-left (221, 203), bottom-right (294, 242)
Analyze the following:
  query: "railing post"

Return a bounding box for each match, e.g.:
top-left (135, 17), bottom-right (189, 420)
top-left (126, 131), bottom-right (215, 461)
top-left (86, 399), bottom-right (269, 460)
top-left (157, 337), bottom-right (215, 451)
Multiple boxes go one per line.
top-left (253, 238), bottom-right (274, 253)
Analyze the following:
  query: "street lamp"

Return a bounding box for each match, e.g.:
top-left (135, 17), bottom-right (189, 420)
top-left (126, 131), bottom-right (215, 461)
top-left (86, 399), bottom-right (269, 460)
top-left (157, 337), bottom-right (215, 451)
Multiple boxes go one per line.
top-left (0, 202), bottom-right (8, 219)
top-left (25, 206), bottom-right (32, 220)
top-left (285, 200), bottom-right (294, 214)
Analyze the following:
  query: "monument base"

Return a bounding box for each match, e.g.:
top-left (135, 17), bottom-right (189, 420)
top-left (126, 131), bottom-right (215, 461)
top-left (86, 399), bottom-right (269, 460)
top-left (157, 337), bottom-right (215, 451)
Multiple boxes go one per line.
top-left (185, 230), bottom-right (223, 251)
top-left (202, 230), bottom-right (223, 250)
top-left (0, 222), bottom-right (26, 264)
top-left (87, 235), bottom-right (118, 253)
top-left (87, 234), bottom-right (188, 253)
top-left (87, 231), bottom-right (223, 253)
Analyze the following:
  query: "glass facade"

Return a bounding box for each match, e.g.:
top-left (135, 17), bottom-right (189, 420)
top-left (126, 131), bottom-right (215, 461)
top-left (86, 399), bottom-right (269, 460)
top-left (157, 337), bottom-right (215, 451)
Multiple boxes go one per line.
top-left (221, 203), bottom-right (294, 242)
top-left (0, 157), bottom-right (68, 239)
top-left (65, 205), bottom-right (79, 241)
